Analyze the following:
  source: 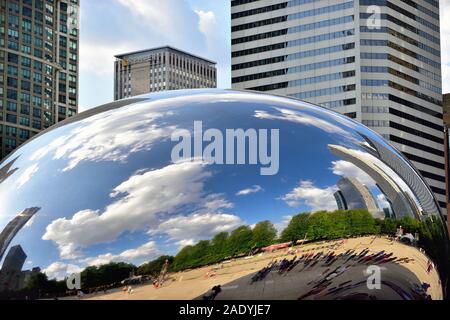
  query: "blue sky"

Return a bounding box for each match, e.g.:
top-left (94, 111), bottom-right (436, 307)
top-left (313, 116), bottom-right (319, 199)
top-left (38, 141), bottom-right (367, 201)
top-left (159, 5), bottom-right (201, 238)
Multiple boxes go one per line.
top-left (79, 0), bottom-right (450, 111)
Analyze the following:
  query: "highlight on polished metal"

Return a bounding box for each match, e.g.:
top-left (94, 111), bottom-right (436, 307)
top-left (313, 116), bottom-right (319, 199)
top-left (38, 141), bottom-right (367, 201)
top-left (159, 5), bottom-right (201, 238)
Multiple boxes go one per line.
top-left (0, 89), bottom-right (448, 300)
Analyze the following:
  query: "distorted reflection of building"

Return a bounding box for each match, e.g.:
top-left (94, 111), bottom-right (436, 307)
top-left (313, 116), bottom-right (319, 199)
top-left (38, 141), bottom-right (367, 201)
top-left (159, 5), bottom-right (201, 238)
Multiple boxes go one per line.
top-left (334, 177), bottom-right (383, 219)
top-left (360, 135), bottom-right (440, 217)
top-left (0, 207), bottom-right (40, 262)
top-left (0, 245), bottom-right (28, 292)
top-left (0, 157), bottom-right (18, 184)
top-left (329, 144), bottom-right (420, 219)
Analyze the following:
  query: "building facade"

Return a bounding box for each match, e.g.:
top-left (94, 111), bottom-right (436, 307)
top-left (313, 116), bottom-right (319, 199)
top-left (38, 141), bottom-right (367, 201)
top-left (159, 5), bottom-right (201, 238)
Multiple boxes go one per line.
top-left (114, 46), bottom-right (217, 100)
top-left (0, 0), bottom-right (80, 160)
top-left (231, 0), bottom-right (445, 215)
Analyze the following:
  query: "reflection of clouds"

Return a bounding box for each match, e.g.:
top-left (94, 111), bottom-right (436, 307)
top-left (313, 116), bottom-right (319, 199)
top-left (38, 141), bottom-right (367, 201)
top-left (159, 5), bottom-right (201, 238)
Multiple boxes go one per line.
top-left (377, 194), bottom-right (391, 210)
top-left (331, 160), bottom-right (376, 187)
top-left (274, 215), bottom-right (293, 235)
top-left (42, 161), bottom-right (210, 259)
top-left (42, 161), bottom-right (240, 260)
top-left (81, 241), bottom-right (160, 267)
top-left (254, 107), bottom-right (350, 136)
top-left (150, 212), bottom-right (242, 245)
top-left (236, 185), bottom-right (263, 196)
top-left (16, 164), bottom-right (39, 189)
top-left (30, 108), bottom-right (176, 172)
top-left (44, 261), bottom-right (82, 281)
top-left (281, 180), bottom-right (338, 211)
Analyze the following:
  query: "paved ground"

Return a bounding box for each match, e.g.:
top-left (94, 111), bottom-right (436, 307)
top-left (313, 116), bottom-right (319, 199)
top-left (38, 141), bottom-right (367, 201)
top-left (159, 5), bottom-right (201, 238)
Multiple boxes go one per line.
top-left (82, 236), bottom-right (442, 300)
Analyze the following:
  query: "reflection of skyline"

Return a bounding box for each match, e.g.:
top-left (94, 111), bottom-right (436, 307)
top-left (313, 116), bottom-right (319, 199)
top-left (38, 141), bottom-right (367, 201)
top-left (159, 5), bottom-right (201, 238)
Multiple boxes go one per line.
top-left (334, 177), bottom-right (383, 219)
top-left (0, 207), bottom-right (40, 263)
top-left (0, 157), bottom-right (19, 184)
top-left (328, 145), bottom-right (420, 219)
top-left (359, 135), bottom-right (440, 216)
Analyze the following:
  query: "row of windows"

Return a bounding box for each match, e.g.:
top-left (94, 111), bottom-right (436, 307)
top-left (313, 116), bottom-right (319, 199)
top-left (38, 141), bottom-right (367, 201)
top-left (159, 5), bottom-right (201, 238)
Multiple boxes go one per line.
top-left (232, 29), bottom-right (354, 58)
top-left (360, 13), bottom-right (439, 45)
top-left (361, 92), bottom-right (442, 120)
top-left (290, 84), bottom-right (356, 100)
top-left (360, 52), bottom-right (441, 82)
top-left (232, 43), bottom-right (355, 71)
top-left (360, 66), bottom-right (441, 94)
top-left (231, 2), bottom-right (353, 32)
top-left (402, 151), bottom-right (444, 171)
top-left (418, 169), bottom-right (445, 183)
top-left (361, 80), bottom-right (441, 106)
top-left (388, 94), bottom-right (442, 120)
top-left (360, 0), bottom-right (440, 33)
top-left (231, 15), bottom-right (354, 45)
top-left (362, 106), bottom-right (388, 113)
top-left (231, 0), bottom-right (320, 8)
top-left (0, 125), bottom-right (30, 138)
top-left (248, 71), bottom-right (355, 91)
top-left (232, 56), bottom-right (355, 83)
top-left (390, 135), bottom-right (444, 157)
top-left (394, 0), bottom-right (439, 20)
top-left (362, 120), bottom-right (388, 127)
top-left (390, 121), bottom-right (443, 145)
top-left (320, 98), bottom-right (356, 109)
top-left (389, 108), bottom-right (443, 132)
top-left (232, 1), bottom-right (289, 19)
top-left (360, 39), bottom-right (440, 70)
top-left (360, 26), bottom-right (440, 58)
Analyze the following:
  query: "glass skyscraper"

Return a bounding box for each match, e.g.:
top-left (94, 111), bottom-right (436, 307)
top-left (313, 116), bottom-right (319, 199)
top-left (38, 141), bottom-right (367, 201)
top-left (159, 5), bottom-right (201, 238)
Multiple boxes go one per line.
top-left (231, 0), bottom-right (445, 215)
top-left (0, 0), bottom-right (80, 160)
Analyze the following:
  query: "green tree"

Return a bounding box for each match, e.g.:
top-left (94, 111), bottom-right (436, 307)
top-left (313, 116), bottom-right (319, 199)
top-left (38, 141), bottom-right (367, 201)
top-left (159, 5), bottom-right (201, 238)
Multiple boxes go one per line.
top-left (280, 213), bottom-right (310, 242)
top-left (227, 225), bottom-right (254, 257)
top-left (252, 221), bottom-right (277, 247)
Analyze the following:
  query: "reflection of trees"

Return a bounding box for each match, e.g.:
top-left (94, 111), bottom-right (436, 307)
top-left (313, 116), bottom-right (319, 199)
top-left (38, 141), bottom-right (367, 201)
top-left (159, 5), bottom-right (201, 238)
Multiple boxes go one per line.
top-left (172, 221), bottom-right (277, 272)
top-left (6, 210), bottom-right (448, 300)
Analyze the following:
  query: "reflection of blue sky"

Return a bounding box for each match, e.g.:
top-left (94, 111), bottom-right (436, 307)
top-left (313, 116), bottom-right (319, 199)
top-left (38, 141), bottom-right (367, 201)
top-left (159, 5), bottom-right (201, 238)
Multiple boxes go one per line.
top-left (0, 90), bottom-right (422, 279)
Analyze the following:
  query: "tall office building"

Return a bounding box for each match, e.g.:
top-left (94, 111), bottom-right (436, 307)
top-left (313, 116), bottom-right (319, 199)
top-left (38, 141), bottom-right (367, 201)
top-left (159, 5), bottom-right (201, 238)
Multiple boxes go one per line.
top-left (114, 46), bottom-right (217, 100)
top-left (0, 0), bottom-right (80, 160)
top-left (231, 0), bottom-right (445, 214)
top-left (0, 207), bottom-right (39, 262)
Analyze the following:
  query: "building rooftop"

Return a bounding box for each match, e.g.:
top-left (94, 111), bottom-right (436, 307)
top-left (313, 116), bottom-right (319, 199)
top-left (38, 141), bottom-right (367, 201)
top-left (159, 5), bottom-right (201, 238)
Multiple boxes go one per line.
top-left (114, 46), bottom-right (216, 65)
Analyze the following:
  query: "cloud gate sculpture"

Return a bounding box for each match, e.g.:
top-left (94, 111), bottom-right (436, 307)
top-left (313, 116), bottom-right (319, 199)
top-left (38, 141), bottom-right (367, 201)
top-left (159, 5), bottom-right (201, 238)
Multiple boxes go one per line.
top-left (0, 89), bottom-right (448, 300)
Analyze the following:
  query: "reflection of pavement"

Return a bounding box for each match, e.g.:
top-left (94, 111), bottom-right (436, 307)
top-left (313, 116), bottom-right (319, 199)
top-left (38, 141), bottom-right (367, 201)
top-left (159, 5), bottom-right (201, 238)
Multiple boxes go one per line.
top-left (85, 236), bottom-right (442, 300)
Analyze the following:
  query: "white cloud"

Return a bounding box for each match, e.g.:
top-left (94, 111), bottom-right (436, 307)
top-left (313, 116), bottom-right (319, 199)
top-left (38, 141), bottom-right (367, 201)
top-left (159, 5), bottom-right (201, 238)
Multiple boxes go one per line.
top-left (152, 212), bottom-right (242, 244)
top-left (24, 215), bottom-right (35, 228)
top-left (281, 180), bottom-right (338, 212)
top-left (30, 107), bottom-right (175, 172)
top-left (82, 241), bottom-right (159, 266)
top-left (236, 185), bottom-right (263, 196)
top-left (79, 42), bottom-right (135, 77)
top-left (195, 10), bottom-right (216, 37)
top-left (254, 108), bottom-right (350, 137)
top-left (44, 262), bottom-right (82, 281)
top-left (43, 161), bottom-right (211, 259)
top-left (274, 215), bottom-right (293, 235)
top-left (16, 164), bottom-right (38, 189)
top-left (331, 160), bottom-right (376, 187)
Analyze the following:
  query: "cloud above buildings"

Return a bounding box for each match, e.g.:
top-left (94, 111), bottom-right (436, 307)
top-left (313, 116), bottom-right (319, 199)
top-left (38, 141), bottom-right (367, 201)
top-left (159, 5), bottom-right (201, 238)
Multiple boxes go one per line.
top-left (79, 0), bottom-right (231, 110)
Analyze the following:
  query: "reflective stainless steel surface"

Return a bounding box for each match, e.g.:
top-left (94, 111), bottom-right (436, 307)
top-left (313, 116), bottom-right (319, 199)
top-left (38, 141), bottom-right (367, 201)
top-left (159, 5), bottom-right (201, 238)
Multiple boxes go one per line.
top-left (0, 89), bottom-right (448, 300)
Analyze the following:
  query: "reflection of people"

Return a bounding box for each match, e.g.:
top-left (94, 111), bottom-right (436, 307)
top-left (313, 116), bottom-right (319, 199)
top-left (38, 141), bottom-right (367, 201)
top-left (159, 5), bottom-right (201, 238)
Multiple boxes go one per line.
top-left (203, 285), bottom-right (222, 300)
